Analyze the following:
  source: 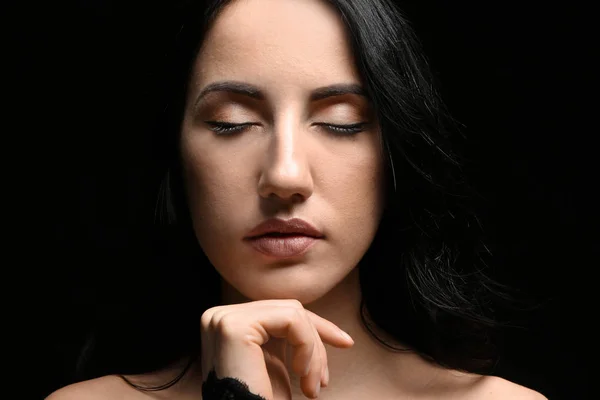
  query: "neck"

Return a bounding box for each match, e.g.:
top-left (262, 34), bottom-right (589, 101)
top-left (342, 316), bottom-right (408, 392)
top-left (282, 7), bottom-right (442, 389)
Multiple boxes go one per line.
top-left (218, 267), bottom-right (447, 398)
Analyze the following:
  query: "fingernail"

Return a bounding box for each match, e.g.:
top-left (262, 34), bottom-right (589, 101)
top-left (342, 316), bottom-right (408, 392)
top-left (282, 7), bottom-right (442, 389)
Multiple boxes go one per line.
top-left (325, 366), bottom-right (329, 385)
top-left (315, 381), bottom-right (321, 397)
top-left (339, 329), bottom-right (353, 342)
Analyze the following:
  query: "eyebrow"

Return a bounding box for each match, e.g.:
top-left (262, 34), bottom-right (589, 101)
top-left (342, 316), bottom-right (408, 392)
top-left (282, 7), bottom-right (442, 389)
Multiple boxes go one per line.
top-left (194, 81), bottom-right (366, 106)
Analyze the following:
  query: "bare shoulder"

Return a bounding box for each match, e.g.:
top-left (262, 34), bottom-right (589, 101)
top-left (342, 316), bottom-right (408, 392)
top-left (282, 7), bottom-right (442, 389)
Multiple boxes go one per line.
top-left (434, 368), bottom-right (547, 400)
top-left (46, 361), bottom-right (204, 400)
top-left (45, 375), bottom-right (143, 400)
top-left (469, 375), bottom-right (548, 399)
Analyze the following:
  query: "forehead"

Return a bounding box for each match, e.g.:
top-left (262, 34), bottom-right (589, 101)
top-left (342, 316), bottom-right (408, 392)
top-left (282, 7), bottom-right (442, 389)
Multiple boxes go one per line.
top-left (192, 0), bottom-right (360, 89)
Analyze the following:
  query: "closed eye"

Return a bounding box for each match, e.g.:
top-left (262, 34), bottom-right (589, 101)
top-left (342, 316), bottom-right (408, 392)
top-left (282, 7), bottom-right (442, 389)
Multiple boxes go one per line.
top-left (205, 121), bottom-right (257, 135)
top-left (314, 122), bottom-right (367, 136)
top-left (204, 121), bottom-right (368, 136)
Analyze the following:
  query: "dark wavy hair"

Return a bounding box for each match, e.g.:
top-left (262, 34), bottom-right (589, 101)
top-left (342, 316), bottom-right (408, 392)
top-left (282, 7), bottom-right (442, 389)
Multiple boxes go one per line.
top-left (75, 0), bottom-right (509, 391)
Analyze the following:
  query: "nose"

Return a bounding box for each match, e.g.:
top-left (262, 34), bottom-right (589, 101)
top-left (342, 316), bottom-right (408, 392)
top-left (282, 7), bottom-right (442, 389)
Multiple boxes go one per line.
top-left (257, 121), bottom-right (314, 203)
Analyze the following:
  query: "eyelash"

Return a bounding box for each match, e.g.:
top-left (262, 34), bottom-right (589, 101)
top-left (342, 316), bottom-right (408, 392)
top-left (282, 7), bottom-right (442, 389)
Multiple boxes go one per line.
top-left (205, 121), bottom-right (255, 135)
top-left (205, 121), bottom-right (366, 136)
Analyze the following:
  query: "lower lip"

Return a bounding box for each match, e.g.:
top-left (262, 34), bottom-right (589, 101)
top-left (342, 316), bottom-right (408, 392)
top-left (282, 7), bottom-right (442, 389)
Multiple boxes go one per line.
top-left (246, 235), bottom-right (319, 258)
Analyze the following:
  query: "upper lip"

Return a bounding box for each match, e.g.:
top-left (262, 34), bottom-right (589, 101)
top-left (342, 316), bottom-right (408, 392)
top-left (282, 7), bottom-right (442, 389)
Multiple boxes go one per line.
top-left (245, 218), bottom-right (324, 239)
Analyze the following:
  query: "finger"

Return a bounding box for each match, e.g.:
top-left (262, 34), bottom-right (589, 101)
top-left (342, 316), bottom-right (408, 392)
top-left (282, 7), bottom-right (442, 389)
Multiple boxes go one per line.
top-left (303, 315), bottom-right (331, 387)
top-left (255, 302), bottom-right (331, 391)
top-left (319, 335), bottom-right (329, 387)
top-left (305, 310), bottom-right (354, 348)
top-left (201, 301), bottom-right (312, 382)
top-left (241, 306), bottom-right (316, 379)
top-left (305, 313), bottom-right (328, 388)
top-left (200, 309), bottom-right (218, 383)
top-left (298, 310), bottom-right (324, 399)
top-left (255, 302), bottom-right (354, 349)
top-left (201, 306), bottom-right (243, 381)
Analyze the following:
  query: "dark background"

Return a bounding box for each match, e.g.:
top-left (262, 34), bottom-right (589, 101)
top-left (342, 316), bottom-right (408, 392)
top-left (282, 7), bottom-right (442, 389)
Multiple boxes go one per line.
top-left (10, 1), bottom-right (593, 399)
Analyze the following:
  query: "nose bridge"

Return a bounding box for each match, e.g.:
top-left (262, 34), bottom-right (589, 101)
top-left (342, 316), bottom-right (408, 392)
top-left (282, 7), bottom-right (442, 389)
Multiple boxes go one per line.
top-left (273, 116), bottom-right (303, 174)
top-left (258, 114), bottom-right (313, 200)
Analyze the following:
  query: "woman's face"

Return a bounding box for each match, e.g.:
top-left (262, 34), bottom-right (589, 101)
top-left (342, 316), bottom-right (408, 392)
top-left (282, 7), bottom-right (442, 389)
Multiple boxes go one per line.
top-left (181, 0), bottom-right (384, 304)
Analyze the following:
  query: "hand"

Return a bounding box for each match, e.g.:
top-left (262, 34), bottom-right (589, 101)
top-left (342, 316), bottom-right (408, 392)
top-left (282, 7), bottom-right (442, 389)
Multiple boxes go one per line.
top-left (200, 299), bottom-right (355, 399)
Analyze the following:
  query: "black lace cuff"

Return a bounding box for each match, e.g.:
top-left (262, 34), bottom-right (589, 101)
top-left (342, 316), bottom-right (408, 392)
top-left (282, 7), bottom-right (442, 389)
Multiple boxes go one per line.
top-left (201, 368), bottom-right (268, 400)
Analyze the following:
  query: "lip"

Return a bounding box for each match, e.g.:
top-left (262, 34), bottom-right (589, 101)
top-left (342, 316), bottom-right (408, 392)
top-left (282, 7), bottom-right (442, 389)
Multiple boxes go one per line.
top-left (244, 218), bottom-right (324, 258)
top-left (245, 218), bottom-right (324, 239)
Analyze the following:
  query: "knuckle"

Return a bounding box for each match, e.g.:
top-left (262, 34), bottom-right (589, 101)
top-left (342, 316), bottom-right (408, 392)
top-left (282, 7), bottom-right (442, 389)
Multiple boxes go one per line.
top-left (201, 306), bottom-right (231, 331)
top-left (200, 308), bottom-right (215, 329)
top-left (287, 308), bottom-right (305, 325)
top-left (288, 299), bottom-right (303, 309)
top-left (215, 313), bottom-right (239, 336)
top-left (212, 309), bottom-right (226, 323)
top-left (211, 308), bottom-right (232, 329)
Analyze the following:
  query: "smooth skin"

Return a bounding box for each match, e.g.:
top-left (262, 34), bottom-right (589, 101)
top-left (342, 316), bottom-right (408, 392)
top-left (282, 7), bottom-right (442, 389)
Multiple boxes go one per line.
top-left (48, 0), bottom-right (547, 399)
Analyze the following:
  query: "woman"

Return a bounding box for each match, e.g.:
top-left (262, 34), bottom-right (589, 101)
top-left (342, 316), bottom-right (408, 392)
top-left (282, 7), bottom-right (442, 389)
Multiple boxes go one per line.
top-left (48, 0), bottom-right (546, 398)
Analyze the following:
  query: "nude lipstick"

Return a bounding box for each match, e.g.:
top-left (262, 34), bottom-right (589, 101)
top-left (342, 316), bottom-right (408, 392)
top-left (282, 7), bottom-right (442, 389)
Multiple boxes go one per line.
top-left (244, 218), bottom-right (323, 258)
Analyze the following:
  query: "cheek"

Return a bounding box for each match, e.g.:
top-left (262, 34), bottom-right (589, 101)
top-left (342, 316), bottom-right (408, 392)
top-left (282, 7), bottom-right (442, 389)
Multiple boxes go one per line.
top-left (316, 141), bottom-right (385, 255)
top-left (181, 142), bottom-right (249, 239)
top-left (324, 144), bottom-right (384, 217)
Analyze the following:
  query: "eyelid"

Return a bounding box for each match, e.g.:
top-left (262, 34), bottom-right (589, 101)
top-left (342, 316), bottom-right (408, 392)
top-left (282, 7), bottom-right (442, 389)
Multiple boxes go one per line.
top-left (313, 122), bottom-right (366, 128)
top-left (204, 120), bottom-right (370, 136)
top-left (314, 122), bottom-right (368, 135)
top-left (204, 120), bottom-right (258, 135)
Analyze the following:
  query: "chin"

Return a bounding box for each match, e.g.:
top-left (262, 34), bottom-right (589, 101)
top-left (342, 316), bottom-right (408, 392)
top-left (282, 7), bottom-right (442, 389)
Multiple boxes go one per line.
top-left (244, 281), bottom-right (330, 305)
top-left (235, 265), bottom-right (351, 304)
